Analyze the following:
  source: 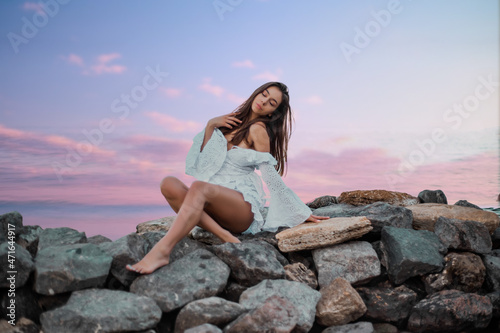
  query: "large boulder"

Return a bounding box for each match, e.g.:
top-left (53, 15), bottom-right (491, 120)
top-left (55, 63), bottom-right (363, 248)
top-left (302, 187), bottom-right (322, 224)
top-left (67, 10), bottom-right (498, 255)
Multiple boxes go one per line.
top-left (130, 249), bottom-right (230, 312)
top-left (211, 241), bottom-right (285, 287)
top-left (17, 225), bottom-right (42, 257)
top-left (136, 216), bottom-right (175, 234)
top-left (418, 189), bottom-right (448, 204)
top-left (434, 217), bottom-right (492, 254)
top-left (174, 297), bottom-right (245, 333)
top-left (338, 190), bottom-right (418, 206)
top-left (275, 217), bottom-right (372, 252)
top-left (407, 290), bottom-right (492, 332)
top-left (0, 243), bottom-right (34, 288)
top-left (40, 289), bottom-right (161, 333)
top-left (322, 322), bottom-right (375, 333)
top-left (406, 203), bottom-right (500, 234)
top-left (0, 211), bottom-right (23, 241)
top-left (34, 243), bottom-right (112, 295)
top-left (239, 279), bottom-right (321, 333)
top-left (313, 202), bottom-right (413, 236)
top-left (316, 277), bottom-right (366, 326)
top-left (380, 226), bottom-right (444, 284)
top-left (307, 195), bottom-right (338, 209)
top-left (483, 254), bottom-right (500, 291)
top-left (37, 227), bottom-right (87, 252)
top-left (313, 241), bottom-right (381, 288)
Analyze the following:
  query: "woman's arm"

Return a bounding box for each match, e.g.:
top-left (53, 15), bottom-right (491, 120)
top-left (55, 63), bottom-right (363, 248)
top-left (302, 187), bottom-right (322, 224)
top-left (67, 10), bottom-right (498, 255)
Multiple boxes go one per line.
top-left (201, 112), bottom-right (242, 151)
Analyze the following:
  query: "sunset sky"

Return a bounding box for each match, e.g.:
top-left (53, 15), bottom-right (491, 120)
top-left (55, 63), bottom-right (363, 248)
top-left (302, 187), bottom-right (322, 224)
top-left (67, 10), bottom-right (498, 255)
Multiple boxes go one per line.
top-left (1, 0), bottom-right (498, 239)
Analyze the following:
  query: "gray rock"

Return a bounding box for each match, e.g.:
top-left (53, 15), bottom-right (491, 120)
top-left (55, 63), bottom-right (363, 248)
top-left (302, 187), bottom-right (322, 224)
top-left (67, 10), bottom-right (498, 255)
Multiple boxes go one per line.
top-left (0, 211), bottom-right (23, 240)
top-left (322, 322), bottom-right (374, 333)
top-left (313, 241), bottom-right (381, 288)
top-left (493, 227), bottom-right (500, 249)
top-left (454, 200), bottom-right (482, 210)
top-left (185, 324), bottom-right (223, 333)
top-left (220, 282), bottom-right (248, 303)
top-left (0, 286), bottom-right (42, 324)
top-left (0, 242), bottom-right (34, 288)
top-left (211, 241), bottom-right (285, 287)
top-left (284, 262), bottom-right (318, 289)
top-left (34, 243), bottom-right (112, 295)
top-left (418, 189), bottom-right (448, 204)
top-left (17, 225), bottom-right (42, 257)
top-left (175, 297), bottom-right (245, 333)
top-left (381, 226), bottom-right (444, 284)
top-left (483, 254), bottom-right (500, 291)
top-left (356, 284), bottom-right (418, 326)
top-left (407, 289), bottom-right (493, 332)
top-left (87, 234), bottom-right (112, 244)
top-left (40, 288), bottom-right (161, 333)
top-left (487, 291), bottom-right (500, 318)
top-left (130, 249), bottom-right (230, 312)
top-left (190, 226), bottom-right (226, 245)
top-left (98, 233), bottom-right (149, 286)
top-left (307, 195), bottom-right (338, 209)
top-left (435, 217), bottom-right (492, 254)
top-left (239, 279), bottom-right (321, 333)
top-left (37, 227), bottom-right (87, 252)
top-left (168, 236), bottom-right (208, 263)
top-left (313, 202), bottom-right (413, 235)
top-left (224, 295), bottom-right (299, 333)
top-left (0, 317), bottom-right (39, 333)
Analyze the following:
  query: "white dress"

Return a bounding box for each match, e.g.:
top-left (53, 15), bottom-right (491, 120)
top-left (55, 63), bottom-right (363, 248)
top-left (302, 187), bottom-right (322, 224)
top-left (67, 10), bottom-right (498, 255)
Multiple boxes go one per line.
top-left (185, 128), bottom-right (312, 234)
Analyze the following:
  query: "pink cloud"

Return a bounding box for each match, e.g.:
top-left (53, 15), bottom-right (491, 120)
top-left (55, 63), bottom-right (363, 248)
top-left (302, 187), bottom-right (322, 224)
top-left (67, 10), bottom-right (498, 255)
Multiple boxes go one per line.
top-left (144, 112), bottom-right (203, 133)
top-left (22, 2), bottom-right (45, 14)
top-left (161, 87), bottom-right (183, 98)
top-left (199, 78), bottom-right (225, 97)
top-left (61, 52), bottom-right (126, 75)
top-left (232, 60), bottom-right (255, 69)
top-left (303, 95), bottom-right (323, 105)
top-left (252, 69), bottom-right (282, 82)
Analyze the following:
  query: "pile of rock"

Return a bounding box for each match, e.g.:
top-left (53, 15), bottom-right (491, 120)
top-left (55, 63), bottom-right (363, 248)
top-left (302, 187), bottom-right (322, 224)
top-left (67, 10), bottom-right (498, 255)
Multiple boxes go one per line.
top-left (1, 189), bottom-right (500, 333)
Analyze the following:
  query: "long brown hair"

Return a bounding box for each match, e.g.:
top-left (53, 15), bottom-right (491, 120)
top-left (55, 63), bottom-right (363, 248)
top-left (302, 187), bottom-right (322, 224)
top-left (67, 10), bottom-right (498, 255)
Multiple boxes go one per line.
top-left (220, 82), bottom-right (293, 176)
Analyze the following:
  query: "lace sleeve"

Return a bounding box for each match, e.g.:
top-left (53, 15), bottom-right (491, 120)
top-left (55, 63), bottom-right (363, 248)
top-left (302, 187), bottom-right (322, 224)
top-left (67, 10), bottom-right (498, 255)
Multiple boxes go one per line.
top-left (185, 128), bottom-right (227, 181)
top-left (258, 163), bottom-right (312, 232)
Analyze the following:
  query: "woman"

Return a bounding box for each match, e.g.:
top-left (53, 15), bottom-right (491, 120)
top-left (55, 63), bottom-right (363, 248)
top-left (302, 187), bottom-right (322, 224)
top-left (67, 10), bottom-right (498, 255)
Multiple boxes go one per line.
top-left (127, 82), bottom-right (327, 274)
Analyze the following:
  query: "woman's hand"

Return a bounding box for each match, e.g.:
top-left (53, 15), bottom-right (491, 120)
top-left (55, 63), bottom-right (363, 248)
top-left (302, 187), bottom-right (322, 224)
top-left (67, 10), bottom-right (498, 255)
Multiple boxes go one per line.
top-left (207, 112), bottom-right (242, 130)
top-left (305, 215), bottom-right (330, 223)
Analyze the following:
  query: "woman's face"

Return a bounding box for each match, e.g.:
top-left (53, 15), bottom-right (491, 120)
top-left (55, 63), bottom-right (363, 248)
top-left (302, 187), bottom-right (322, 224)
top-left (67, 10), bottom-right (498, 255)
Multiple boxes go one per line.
top-left (251, 86), bottom-right (283, 118)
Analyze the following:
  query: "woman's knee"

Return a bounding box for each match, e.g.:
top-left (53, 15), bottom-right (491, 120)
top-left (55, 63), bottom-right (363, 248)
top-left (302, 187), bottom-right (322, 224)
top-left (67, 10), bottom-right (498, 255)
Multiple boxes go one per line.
top-left (160, 176), bottom-right (184, 198)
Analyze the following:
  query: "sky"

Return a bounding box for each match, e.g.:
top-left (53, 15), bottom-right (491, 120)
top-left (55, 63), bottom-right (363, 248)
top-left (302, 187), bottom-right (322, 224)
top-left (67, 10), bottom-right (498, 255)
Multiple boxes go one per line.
top-left (0, 0), bottom-right (498, 239)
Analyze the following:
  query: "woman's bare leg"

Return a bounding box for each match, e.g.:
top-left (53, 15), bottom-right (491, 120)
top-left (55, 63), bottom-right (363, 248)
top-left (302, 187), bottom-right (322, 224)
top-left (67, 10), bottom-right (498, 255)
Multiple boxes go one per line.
top-left (160, 176), bottom-right (240, 243)
top-left (126, 180), bottom-right (253, 274)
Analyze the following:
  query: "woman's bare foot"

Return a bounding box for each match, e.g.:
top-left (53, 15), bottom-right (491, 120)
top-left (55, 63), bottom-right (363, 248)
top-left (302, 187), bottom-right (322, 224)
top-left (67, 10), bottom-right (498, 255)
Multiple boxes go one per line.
top-left (126, 246), bottom-right (171, 275)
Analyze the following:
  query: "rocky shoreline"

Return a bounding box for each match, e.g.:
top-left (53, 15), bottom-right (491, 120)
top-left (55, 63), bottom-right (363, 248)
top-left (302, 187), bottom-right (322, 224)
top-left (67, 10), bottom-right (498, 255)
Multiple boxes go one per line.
top-left (1, 189), bottom-right (500, 333)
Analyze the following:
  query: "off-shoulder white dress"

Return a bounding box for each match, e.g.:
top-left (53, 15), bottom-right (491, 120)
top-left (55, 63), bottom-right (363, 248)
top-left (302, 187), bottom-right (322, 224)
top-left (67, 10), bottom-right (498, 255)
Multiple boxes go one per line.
top-left (185, 128), bottom-right (311, 234)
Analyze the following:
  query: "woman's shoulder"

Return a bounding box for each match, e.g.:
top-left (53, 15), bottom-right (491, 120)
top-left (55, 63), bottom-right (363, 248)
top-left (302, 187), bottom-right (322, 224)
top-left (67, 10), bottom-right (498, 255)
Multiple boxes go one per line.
top-left (249, 122), bottom-right (270, 153)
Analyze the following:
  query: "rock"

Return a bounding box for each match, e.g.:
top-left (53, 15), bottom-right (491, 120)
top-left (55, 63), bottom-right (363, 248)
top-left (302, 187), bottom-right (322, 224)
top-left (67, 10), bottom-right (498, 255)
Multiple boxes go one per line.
top-left (37, 227), bottom-right (87, 252)
top-left (86, 234), bottom-right (112, 244)
top-left (307, 195), bottom-right (338, 209)
top-left (380, 226), bottom-right (444, 284)
top-left (275, 217), bottom-right (372, 252)
top-left (372, 323), bottom-right (398, 333)
top-left (316, 277), bottom-right (366, 326)
top-left (454, 200), bottom-right (482, 210)
top-left (313, 241), bottom-right (381, 288)
top-left (211, 241), bottom-right (285, 287)
top-left (356, 284), bottom-right (418, 326)
top-left (483, 254), bottom-right (500, 291)
top-left (130, 249), bottom-right (230, 312)
top-left (0, 243), bottom-right (34, 288)
top-left (136, 215), bottom-right (175, 234)
top-left (0, 211), bottom-right (23, 239)
top-left (220, 282), bottom-right (248, 303)
top-left (40, 288), bottom-right (162, 333)
top-left (407, 289), bottom-right (493, 332)
top-left (322, 321), bottom-right (374, 333)
top-left (423, 252), bottom-right (486, 294)
top-left (313, 202), bottom-right (413, 236)
top-left (17, 225), bottom-right (42, 257)
top-left (284, 262), bottom-right (318, 289)
top-left (418, 189), bottom-right (448, 204)
top-left (239, 279), bottom-right (321, 333)
top-left (434, 217), bottom-right (492, 254)
top-left (34, 243), bottom-right (112, 295)
top-left (493, 227), bottom-right (500, 249)
top-left (338, 190), bottom-right (418, 207)
top-left (185, 324), bottom-right (223, 333)
top-left (0, 286), bottom-right (42, 324)
top-left (98, 233), bottom-right (149, 286)
top-left (174, 297), bottom-right (245, 333)
top-left (0, 317), bottom-right (39, 333)
top-left (167, 236), bottom-right (208, 263)
top-left (406, 203), bottom-right (500, 234)
top-left (190, 226), bottom-right (226, 245)
top-left (487, 291), bottom-right (500, 318)
top-left (224, 295), bottom-right (299, 333)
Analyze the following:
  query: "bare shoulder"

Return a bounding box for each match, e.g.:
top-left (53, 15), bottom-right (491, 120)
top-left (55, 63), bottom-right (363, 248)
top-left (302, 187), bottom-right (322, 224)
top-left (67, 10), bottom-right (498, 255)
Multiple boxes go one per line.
top-left (249, 122), bottom-right (270, 153)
